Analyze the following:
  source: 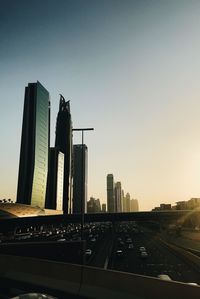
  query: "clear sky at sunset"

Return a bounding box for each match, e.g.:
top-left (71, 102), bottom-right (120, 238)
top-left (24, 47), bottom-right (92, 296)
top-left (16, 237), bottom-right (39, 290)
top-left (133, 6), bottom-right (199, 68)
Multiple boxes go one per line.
top-left (1, 0), bottom-right (200, 211)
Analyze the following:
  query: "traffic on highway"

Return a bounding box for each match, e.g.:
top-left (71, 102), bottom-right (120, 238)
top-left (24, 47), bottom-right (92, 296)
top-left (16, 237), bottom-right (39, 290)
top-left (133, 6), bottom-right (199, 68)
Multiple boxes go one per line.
top-left (1, 220), bottom-right (200, 286)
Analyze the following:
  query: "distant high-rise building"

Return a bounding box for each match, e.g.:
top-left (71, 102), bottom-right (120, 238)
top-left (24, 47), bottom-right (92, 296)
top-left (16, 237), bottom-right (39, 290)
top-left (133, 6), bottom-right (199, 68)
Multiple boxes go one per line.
top-left (55, 96), bottom-right (72, 213)
top-left (107, 174), bottom-right (115, 213)
top-left (72, 144), bottom-right (88, 213)
top-left (115, 182), bottom-right (122, 212)
top-left (45, 147), bottom-right (64, 210)
top-left (121, 189), bottom-right (125, 212)
top-left (124, 193), bottom-right (131, 212)
top-left (87, 197), bottom-right (101, 213)
top-left (130, 199), bottom-right (139, 212)
top-left (17, 81), bottom-right (50, 208)
top-left (102, 203), bottom-right (106, 213)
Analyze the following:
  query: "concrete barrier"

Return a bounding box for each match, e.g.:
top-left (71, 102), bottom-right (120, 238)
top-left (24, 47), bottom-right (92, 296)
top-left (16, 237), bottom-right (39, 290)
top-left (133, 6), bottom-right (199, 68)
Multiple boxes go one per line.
top-left (0, 254), bottom-right (82, 296)
top-left (0, 254), bottom-right (200, 299)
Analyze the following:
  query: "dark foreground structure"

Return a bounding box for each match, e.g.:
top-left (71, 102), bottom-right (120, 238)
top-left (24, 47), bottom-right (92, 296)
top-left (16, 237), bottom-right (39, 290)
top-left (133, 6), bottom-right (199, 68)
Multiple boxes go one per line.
top-left (0, 253), bottom-right (200, 299)
top-left (1, 209), bottom-right (200, 299)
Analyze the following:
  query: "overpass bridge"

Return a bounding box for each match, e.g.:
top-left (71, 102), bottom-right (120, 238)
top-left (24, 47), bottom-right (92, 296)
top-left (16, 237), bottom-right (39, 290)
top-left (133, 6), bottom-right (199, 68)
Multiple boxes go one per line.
top-left (0, 210), bottom-right (197, 233)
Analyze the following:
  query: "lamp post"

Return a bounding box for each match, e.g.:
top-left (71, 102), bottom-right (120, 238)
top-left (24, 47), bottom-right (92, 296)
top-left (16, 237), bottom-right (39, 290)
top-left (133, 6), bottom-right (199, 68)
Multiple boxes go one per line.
top-left (72, 128), bottom-right (94, 243)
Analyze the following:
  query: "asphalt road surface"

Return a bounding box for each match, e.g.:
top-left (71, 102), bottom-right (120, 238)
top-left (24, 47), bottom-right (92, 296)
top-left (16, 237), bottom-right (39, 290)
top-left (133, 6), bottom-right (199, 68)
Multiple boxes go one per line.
top-left (106, 225), bottom-right (200, 284)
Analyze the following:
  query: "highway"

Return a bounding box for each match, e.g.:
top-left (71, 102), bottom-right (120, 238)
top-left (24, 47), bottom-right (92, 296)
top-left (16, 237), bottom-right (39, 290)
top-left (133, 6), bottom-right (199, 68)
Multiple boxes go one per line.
top-left (87, 222), bottom-right (200, 284)
top-left (2, 220), bottom-right (200, 285)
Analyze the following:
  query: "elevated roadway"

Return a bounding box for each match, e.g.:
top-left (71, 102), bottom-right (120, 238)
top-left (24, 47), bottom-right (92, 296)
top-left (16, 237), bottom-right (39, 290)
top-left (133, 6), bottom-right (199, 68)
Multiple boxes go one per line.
top-left (0, 210), bottom-right (197, 233)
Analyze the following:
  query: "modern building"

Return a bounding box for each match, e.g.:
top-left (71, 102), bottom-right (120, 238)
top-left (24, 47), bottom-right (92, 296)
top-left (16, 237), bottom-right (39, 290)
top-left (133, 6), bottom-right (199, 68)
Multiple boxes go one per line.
top-left (121, 189), bottom-right (125, 211)
top-left (115, 182), bottom-right (122, 212)
top-left (152, 198), bottom-right (200, 211)
top-left (0, 203), bottom-right (62, 219)
top-left (176, 201), bottom-right (188, 210)
top-left (45, 147), bottom-right (64, 211)
top-left (72, 144), bottom-right (88, 214)
top-left (160, 203), bottom-right (171, 210)
top-left (176, 198), bottom-right (200, 210)
top-left (123, 193), bottom-right (131, 212)
top-left (107, 174), bottom-right (115, 213)
top-left (130, 199), bottom-right (139, 212)
top-left (55, 96), bottom-right (73, 213)
top-left (187, 198), bottom-right (200, 209)
top-left (102, 203), bottom-right (106, 213)
top-left (87, 197), bottom-right (101, 213)
top-left (16, 81), bottom-right (50, 208)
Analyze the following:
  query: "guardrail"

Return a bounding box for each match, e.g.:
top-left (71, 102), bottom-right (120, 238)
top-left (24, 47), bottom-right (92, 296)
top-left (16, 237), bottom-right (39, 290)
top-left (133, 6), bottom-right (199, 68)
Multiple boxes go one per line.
top-left (0, 254), bottom-right (200, 299)
top-left (0, 240), bottom-right (85, 264)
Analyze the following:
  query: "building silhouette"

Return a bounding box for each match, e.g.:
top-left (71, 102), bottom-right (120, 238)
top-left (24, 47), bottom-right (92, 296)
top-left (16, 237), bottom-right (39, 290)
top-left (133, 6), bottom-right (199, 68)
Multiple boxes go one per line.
top-left (125, 193), bottom-right (131, 212)
top-left (45, 147), bottom-right (64, 211)
top-left (130, 199), bottom-right (139, 212)
top-left (115, 182), bottom-right (122, 212)
top-left (55, 96), bottom-right (72, 213)
top-left (16, 81), bottom-right (50, 208)
top-left (102, 203), bottom-right (106, 213)
top-left (107, 174), bottom-right (115, 212)
top-left (87, 197), bottom-right (101, 213)
top-left (72, 144), bottom-right (88, 213)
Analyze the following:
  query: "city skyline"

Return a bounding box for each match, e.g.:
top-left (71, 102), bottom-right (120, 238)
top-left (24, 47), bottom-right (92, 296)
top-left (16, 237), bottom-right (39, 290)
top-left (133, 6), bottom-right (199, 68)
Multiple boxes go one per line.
top-left (107, 173), bottom-right (139, 213)
top-left (16, 80), bottom-right (90, 214)
top-left (2, 1), bottom-right (200, 210)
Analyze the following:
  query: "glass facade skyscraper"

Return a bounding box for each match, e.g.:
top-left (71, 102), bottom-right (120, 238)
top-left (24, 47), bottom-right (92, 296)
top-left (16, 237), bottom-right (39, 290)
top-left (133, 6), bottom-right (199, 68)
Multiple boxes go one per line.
top-left (16, 81), bottom-right (50, 208)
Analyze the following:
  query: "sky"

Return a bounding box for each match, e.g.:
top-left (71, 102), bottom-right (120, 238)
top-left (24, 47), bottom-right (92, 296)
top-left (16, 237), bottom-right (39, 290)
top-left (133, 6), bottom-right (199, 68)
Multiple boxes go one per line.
top-left (1, 0), bottom-right (200, 211)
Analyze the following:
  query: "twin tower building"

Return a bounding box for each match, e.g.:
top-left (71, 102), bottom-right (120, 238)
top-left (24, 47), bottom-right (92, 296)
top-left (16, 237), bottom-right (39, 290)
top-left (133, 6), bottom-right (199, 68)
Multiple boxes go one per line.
top-left (16, 81), bottom-right (87, 214)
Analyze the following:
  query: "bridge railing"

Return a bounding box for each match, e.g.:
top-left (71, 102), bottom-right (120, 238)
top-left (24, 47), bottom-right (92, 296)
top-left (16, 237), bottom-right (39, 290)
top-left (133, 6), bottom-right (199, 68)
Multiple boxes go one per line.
top-left (0, 253), bottom-right (200, 299)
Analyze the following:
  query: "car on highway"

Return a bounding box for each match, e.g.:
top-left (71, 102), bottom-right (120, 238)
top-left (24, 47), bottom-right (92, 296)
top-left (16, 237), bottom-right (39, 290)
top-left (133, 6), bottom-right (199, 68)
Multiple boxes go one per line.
top-left (139, 246), bottom-right (146, 252)
top-left (157, 274), bottom-right (172, 281)
top-left (85, 249), bottom-right (92, 257)
top-left (128, 243), bottom-right (134, 250)
top-left (57, 238), bottom-right (66, 242)
top-left (126, 238), bottom-right (132, 244)
top-left (140, 251), bottom-right (148, 259)
top-left (90, 237), bottom-right (96, 242)
top-left (118, 241), bottom-right (125, 248)
top-left (116, 249), bottom-right (124, 258)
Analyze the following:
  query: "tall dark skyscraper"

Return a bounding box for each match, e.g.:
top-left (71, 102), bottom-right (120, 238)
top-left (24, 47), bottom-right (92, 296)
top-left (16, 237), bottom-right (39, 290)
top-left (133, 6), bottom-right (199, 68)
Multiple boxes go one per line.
top-left (107, 174), bottom-right (115, 213)
top-left (17, 81), bottom-right (50, 208)
top-left (72, 144), bottom-right (88, 214)
top-left (55, 96), bottom-right (72, 213)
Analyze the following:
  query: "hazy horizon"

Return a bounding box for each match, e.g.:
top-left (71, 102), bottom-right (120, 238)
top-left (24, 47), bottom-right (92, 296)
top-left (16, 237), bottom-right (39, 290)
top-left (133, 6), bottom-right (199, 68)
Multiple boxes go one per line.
top-left (1, 0), bottom-right (200, 211)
